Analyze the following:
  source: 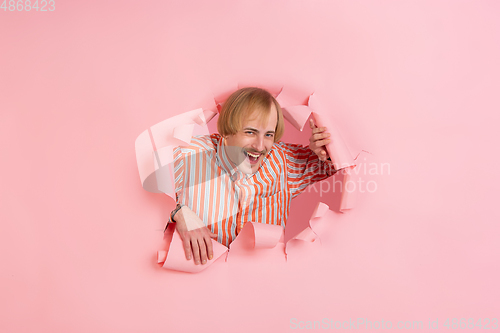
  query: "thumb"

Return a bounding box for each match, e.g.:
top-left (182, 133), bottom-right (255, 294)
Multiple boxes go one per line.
top-left (209, 231), bottom-right (218, 239)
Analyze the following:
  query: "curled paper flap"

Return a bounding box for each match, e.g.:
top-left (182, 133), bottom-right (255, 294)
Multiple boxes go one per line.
top-left (158, 222), bottom-right (285, 273)
top-left (153, 146), bottom-right (176, 199)
top-left (309, 202), bottom-right (332, 237)
top-left (226, 222), bottom-right (285, 263)
top-left (310, 111), bottom-right (355, 170)
top-left (308, 94), bottom-right (357, 211)
top-left (149, 108), bottom-right (209, 148)
top-left (312, 201), bottom-right (329, 219)
top-left (135, 129), bottom-right (160, 193)
top-left (194, 110), bottom-right (207, 125)
top-left (153, 145), bottom-right (174, 166)
top-left (285, 202), bottom-right (333, 256)
top-left (230, 222), bottom-right (284, 251)
top-left (158, 227), bottom-right (228, 273)
top-left (281, 105), bottom-right (312, 131)
top-left (276, 87), bottom-right (313, 131)
top-left (290, 227), bottom-right (317, 243)
top-left (253, 222), bottom-right (285, 248)
top-left (275, 87), bottom-right (296, 108)
top-left (287, 202), bottom-right (330, 244)
top-left (339, 166), bottom-right (357, 211)
top-left (157, 251), bottom-right (167, 263)
top-left (156, 199), bottom-right (337, 272)
top-left (204, 98), bottom-right (218, 115)
top-left (135, 108), bottom-right (210, 194)
top-left (203, 109), bottom-right (218, 123)
top-left (173, 124), bottom-right (195, 145)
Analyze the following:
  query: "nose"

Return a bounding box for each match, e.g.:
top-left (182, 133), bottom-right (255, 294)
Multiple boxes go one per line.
top-left (251, 135), bottom-right (265, 152)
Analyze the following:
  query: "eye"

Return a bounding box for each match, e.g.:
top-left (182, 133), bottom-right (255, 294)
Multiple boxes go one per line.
top-left (266, 133), bottom-right (274, 138)
top-left (245, 131), bottom-right (255, 135)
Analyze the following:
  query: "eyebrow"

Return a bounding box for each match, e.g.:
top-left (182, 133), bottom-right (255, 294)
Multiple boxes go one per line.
top-left (243, 127), bottom-right (275, 134)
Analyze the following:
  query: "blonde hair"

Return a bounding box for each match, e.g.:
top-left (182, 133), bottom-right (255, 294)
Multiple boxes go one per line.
top-left (217, 87), bottom-right (284, 142)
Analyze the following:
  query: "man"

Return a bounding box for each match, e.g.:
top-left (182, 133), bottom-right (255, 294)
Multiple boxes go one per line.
top-left (169, 87), bottom-right (336, 265)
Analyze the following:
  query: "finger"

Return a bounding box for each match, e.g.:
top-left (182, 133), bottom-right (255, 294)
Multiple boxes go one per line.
top-left (315, 149), bottom-right (328, 161)
top-left (312, 126), bottom-right (327, 135)
top-left (309, 119), bottom-right (316, 129)
top-left (182, 236), bottom-right (192, 260)
top-left (197, 238), bottom-right (208, 265)
top-left (190, 238), bottom-right (201, 265)
top-left (209, 231), bottom-right (218, 239)
top-left (314, 138), bottom-right (332, 147)
top-left (313, 132), bottom-right (331, 141)
top-left (204, 235), bottom-right (214, 261)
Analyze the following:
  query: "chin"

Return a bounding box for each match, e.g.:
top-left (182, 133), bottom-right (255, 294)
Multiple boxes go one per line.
top-left (249, 164), bottom-right (261, 174)
top-left (237, 162), bottom-right (260, 175)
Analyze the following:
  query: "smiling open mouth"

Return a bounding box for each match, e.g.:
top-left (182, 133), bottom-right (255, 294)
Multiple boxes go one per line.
top-left (244, 151), bottom-right (262, 164)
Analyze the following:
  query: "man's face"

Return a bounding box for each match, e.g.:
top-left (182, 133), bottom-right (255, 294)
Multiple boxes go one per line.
top-left (224, 104), bottom-right (278, 174)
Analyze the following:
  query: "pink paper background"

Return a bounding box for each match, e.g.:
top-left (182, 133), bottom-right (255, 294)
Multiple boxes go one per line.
top-left (1, 1), bottom-right (499, 332)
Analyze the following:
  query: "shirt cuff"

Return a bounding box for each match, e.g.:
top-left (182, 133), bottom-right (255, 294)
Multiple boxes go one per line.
top-left (164, 204), bottom-right (183, 232)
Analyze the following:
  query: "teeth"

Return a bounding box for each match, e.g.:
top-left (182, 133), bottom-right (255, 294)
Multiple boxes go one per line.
top-left (247, 152), bottom-right (260, 158)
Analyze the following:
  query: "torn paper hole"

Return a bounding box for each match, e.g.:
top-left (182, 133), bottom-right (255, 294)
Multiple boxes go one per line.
top-left (135, 87), bottom-right (359, 272)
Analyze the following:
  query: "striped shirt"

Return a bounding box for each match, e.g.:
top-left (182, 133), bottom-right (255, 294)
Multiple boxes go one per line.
top-left (173, 133), bottom-right (336, 246)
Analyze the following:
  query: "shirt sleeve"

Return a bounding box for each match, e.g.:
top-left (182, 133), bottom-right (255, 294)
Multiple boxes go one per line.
top-left (170, 134), bottom-right (218, 209)
top-left (172, 146), bottom-right (185, 206)
top-left (163, 146), bottom-right (185, 231)
top-left (277, 142), bottom-right (337, 199)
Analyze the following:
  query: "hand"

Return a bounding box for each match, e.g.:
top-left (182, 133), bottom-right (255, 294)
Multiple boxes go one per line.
top-left (173, 206), bottom-right (218, 265)
top-left (308, 119), bottom-right (331, 161)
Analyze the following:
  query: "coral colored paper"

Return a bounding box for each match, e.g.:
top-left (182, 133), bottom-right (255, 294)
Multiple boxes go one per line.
top-left (157, 202), bottom-right (335, 272)
top-left (136, 88), bottom-right (357, 272)
top-left (308, 94), bottom-right (357, 211)
top-left (158, 227), bottom-right (228, 273)
top-left (229, 222), bottom-right (284, 251)
top-left (135, 108), bottom-right (210, 196)
top-left (3, 2), bottom-right (499, 331)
